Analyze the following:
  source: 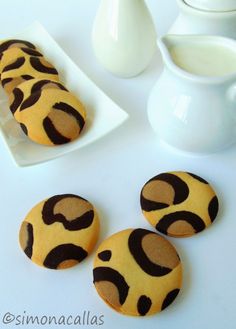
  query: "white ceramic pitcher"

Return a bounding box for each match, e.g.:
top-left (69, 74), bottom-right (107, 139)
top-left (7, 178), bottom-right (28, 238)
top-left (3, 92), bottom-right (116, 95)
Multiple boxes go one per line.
top-left (147, 35), bottom-right (236, 154)
top-left (169, 0), bottom-right (236, 39)
top-left (92, 0), bottom-right (157, 78)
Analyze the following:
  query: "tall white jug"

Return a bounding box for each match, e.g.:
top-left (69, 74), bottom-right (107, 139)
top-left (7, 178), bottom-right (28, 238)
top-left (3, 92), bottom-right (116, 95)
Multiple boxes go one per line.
top-left (92, 0), bottom-right (157, 78)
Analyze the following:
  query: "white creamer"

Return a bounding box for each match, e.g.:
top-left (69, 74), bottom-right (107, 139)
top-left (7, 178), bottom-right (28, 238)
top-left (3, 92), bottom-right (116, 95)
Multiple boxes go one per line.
top-left (170, 43), bottom-right (236, 76)
top-left (147, 35), bottom-right (236, 154)
top-left (92, 0), bottom-right (157, 78)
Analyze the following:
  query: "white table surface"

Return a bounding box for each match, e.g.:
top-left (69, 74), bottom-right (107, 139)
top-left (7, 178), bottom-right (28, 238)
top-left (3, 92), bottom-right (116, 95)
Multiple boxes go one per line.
top-left (0, 1), bottom-right (236, 329)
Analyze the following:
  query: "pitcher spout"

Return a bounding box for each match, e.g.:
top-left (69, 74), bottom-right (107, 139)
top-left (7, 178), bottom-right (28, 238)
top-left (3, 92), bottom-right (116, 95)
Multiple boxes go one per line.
top-left (157, 35), bottom-right (180, 66)
top-left (157, 34), bottom-right (197, 75)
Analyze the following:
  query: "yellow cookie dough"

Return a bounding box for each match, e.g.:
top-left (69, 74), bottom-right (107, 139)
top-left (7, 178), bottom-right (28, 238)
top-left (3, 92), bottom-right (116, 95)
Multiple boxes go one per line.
top-left (19, 194), bottom-right (100, 269)
top-left (93, 228), bottom-right (182, 316)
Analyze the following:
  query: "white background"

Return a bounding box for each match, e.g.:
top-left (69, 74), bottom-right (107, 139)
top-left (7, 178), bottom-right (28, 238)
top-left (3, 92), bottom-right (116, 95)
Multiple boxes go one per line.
top-left (0, 1), bottom-right (236, 329)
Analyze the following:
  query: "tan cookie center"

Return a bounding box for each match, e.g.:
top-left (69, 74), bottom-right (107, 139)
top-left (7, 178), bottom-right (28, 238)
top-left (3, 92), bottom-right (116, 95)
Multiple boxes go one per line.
top-left (142, 180), bottom-right (175, 205)
top-left (95, 281), bottom-right (121, 309)
top-left (167, 220), bottom-right (196, 237)
top-left (47, 109), bottom-right (80, 139)
top-left (54, 197), bottom-right (92, 220)
top-left (141, 233), bottom-right (180, 269)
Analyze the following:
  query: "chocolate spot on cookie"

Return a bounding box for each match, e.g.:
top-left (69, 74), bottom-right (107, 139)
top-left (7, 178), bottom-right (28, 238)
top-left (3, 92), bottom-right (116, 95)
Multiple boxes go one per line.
top-left (20, 91), bottom-right (42, 111)
top-left (31, 80), bottom-right (67, 94)
top-left (128, 229), bottom-right (174, 277)
top-left (20, 47), bottom-right (42, 57)
top-left (208, 196), bottom-right (219, 222)
top-left (9, 87), bottom-right (24, 114)
top-left (53, 102), bottom-right (85, 131)
top-left (42, 194), bottom-right (94, 231)
top-left (0, 39), bottom-right (36, 53)
top-left (43, 116), bottom-right (71, 145)
top-left (47, 109), bottom-right (81, 141)
top-left (156, 211), bottom-right (206, 237)
top-left (43, 243), bottom-right (88, 269)
top-left (98, 250), bottom-right (112, 262)
top-left (29, 57), bottom-right (58, 75)
top-left (137, 295), bottom-right (152, 316)
top-left (1, 77), bottom-right (12, 87)
top-left (187, 172), bottom-right (208, 184)
top-left (161, 289), bottom-right (180, 310)
top-left (141, 173), bottom-right (189, 212)
top-left (21, 75), bottom-right (33, 80)
top-left (2, 57), bottom-right (25, 72)
top-left (20, 123), bottom-right (28, 136)
top-left (43, 101), bottom-right (85, 145)
top-left (19, 222), bottom-right (34, 259)
top-left (93, 267), bottom-right (129, 306)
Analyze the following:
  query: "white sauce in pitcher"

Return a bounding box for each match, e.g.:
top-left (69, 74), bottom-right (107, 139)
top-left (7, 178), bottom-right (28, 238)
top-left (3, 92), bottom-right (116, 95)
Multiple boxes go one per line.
top-left (170, 43), bottom-right (236, 77)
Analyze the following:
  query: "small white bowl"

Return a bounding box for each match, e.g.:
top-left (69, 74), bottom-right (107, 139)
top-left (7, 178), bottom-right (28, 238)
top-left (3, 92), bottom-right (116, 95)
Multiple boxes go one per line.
top-left (185, 0), bottom-right (236, 12)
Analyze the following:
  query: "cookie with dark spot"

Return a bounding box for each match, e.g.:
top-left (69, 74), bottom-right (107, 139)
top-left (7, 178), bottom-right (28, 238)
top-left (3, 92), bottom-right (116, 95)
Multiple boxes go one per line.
top-left (0, 39), bottom-right (36, 53)
top-left (14, 87), bottom-right (86, 146)
top-left (9, 78), bottom-right (68, 115)
top-left (19, 194), bottom-right (100, 270)
top-left (1, 55), bottom-right (59, 94)
top-left (0, 47), bottom-right (43, 76)
top-left (93, 228), bottom-right (182, 316)
top-left (140, 171), bottom-right (219, 238)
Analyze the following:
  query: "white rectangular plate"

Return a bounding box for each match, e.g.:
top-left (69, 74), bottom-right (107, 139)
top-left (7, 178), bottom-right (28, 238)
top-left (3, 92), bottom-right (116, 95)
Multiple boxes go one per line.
top-left (0, 22), bottom-right (129, 167)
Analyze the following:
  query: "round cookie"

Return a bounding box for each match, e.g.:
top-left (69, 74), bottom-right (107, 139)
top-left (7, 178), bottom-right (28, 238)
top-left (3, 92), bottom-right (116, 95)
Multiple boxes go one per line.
top-left (0, 47), bottom-right (43, 75)
top-left (93, 228), bottom-right (182, 316)
top-left (0, 39), bottom-right (36, 53)
top-left (9, 78), bottom-right (68, 115)
top-left (14, 88), bottom-right (86, 145)
top-left (140, 171), bottom-right (219, 238)
top-left (19, 194), bottom-right (100, 269)
top-left (1, 55), bottom-right (59, 94)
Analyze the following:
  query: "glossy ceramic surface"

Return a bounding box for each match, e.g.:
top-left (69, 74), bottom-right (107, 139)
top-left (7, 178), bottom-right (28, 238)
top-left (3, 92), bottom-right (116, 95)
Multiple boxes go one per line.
top-left (147, 35), bottom-right (236, 154)
top-left (169, 0), bottom-right (236, 39)
top-left (92, 0), bottom-right (157, 78)
top-left (185, 0), bottom-right (236, 12)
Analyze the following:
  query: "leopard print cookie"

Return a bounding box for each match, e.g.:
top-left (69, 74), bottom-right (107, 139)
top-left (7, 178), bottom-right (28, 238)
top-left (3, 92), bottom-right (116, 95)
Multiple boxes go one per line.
top-left (0, 47), bottom-right (43, 75)
top-left (1, 55), bottom-right (59, 94)
top-left (19, 194), bottom-right (100, 269)
top-left (9, 78), bottom-right (68, 115)
top-left (93, 228), bottom-right (182, 316)
top-left (140, 171), bottom-right (219, 238)
top-left (14, 87), bottom-right (86, 145)
top-left (0, 39), bottom-right (36, 53)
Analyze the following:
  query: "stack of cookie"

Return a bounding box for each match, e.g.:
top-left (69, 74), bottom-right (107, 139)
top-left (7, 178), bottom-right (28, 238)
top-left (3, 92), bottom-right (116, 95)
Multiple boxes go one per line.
top-left (0, 39), bottom-right (86, 146)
